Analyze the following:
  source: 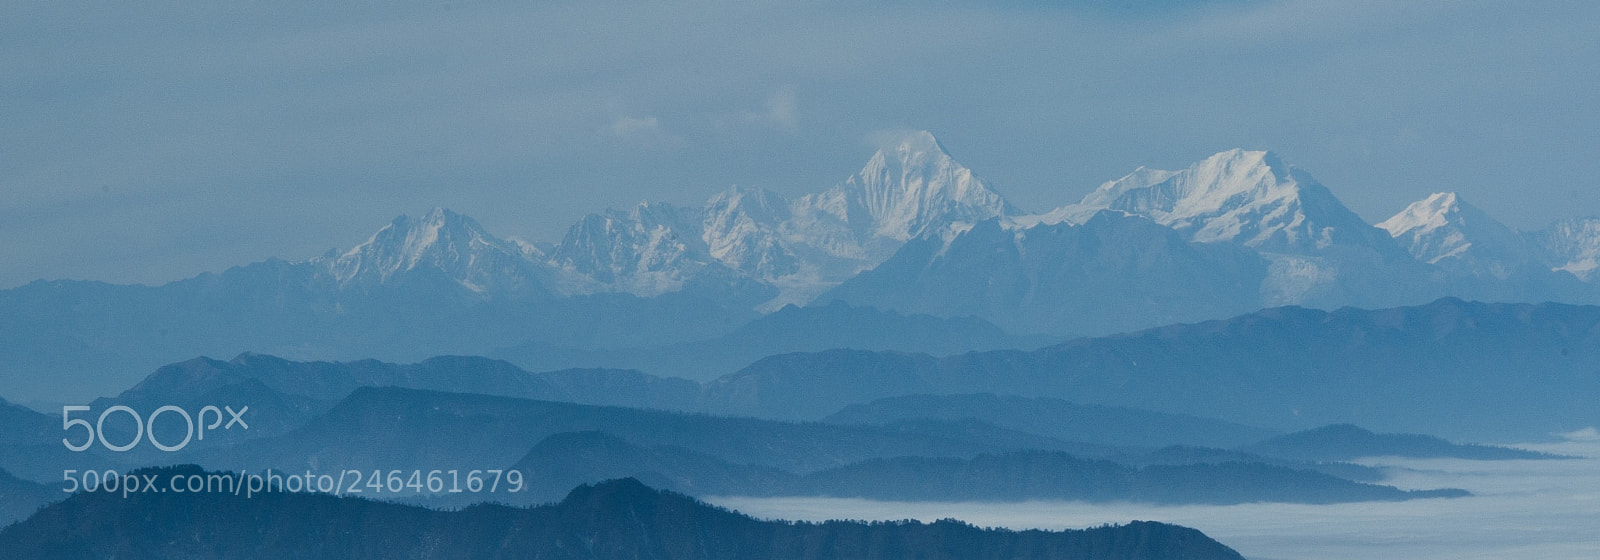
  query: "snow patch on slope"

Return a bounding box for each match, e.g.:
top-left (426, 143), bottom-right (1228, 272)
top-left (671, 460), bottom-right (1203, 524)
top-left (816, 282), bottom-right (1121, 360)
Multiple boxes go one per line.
top-left (1533, 217), bottom-right (1600, 281)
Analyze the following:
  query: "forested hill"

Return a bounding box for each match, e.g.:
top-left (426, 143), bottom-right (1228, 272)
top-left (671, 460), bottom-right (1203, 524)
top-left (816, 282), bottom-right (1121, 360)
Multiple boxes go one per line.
top-left (0, 466), bottom-right (1245, 560)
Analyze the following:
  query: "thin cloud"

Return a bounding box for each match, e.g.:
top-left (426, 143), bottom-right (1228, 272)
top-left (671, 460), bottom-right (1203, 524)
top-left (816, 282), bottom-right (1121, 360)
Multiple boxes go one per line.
top-left (605, 115), bottom-right (663, 140)
top-left (759, 87), bottom-right (799, 131)
top-left (719, 87), bottom-right (799, 133)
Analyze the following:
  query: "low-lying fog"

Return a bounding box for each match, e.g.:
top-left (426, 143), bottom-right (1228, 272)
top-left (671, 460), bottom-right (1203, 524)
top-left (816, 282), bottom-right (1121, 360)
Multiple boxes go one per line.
top-left (708, 439), bottom-right (1600, 560)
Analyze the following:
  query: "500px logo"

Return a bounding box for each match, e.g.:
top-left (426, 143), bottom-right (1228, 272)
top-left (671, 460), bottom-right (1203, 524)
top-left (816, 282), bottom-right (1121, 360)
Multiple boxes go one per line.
top-left (62, 405), bottom-right (248, 452)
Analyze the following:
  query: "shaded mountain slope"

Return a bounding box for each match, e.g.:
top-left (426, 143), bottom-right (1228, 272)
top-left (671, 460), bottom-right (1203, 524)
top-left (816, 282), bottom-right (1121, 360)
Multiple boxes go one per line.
top-left (0, 468), bottom-right (53, 526)
top-left (0, 398), bottom-right (121, 483)
top-left (199, 387), bottom-right (1025, 476)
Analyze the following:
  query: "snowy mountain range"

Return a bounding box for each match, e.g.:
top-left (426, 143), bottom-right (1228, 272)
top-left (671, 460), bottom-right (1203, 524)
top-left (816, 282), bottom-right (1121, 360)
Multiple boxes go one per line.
top-left (7, 130), bottom-right (1600, 401)
top-left (276, 133), bottom-right (1600, 334)
top-left (1379, 192), bottom-right (1600, 300)
top-left (1015, 148), bottom-right (1424, 308)
top-left (120, 131), bottom-right (1600, 322)
top-left (285, 131), bottom-right (1018, 310)
top-left (327, 209), bottom-right (556, 298)
top-left (544, 131), bottom-right (1016, 308)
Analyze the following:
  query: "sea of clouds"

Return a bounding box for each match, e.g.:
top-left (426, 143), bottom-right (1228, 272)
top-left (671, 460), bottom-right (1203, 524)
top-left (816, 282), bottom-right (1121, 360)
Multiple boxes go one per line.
top-left (709, 437), bottom-right (1600, 560)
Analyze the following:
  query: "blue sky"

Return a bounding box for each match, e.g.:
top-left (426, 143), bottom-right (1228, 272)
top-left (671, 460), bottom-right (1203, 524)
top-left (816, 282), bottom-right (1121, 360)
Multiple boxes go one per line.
top-left (4, 1), bottom-right (1598, 288)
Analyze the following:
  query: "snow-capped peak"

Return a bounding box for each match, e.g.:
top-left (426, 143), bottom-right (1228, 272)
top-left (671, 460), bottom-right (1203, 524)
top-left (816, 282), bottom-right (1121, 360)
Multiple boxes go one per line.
top-left (1378, 192), bottom-right (1531, 274)
top-left (1017, 166), bottom-right (1179, 227)
top-left (333, 208), bottom-right (485, 278)
top-left (1377, 192), bottom-right (1462, 239)
top-left (704, 185), bottom-right (792, 227)
top-left (1114, 149), bottom-right (1293, 229)
top-left (701, 186), bottom-right (799, 278)
top-left (803, 130), bottom-right (1017, 242)
top-left (1036, 149), bottom-right (1385, 255)
top-left (327, 208), bottom-right (548, 295)
top-left (547, 199), bottom-right (712, 295)
top-left (544, 131), bottom-right (1021, 308)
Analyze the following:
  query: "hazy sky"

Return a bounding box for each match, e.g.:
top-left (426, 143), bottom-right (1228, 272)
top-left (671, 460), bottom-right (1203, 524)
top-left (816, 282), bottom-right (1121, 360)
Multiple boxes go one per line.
top-left (5, 1), bottom-right (1599, 288)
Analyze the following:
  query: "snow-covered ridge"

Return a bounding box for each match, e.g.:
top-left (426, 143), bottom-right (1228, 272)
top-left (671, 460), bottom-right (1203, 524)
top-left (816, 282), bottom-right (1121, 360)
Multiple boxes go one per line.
top-left (1379, 192), bottom-right (1491, 266)
top-left (813, 130), bottom-right (1018, 241)
top-left (547, 130), bottom-right (1015, 306)
top-left (326, 208), bottom-right (549, 295)
top-left (305, 137), bottom-right (1600, 311)
top-left (1377, 192), bottom-right (1600, 281)
top-left (1378, 192), bottom-right (1461, 239)
top-left (1024, 149), bottom-right (1396, 257)
top-left (1535, 218), bottom-right (1600, 280)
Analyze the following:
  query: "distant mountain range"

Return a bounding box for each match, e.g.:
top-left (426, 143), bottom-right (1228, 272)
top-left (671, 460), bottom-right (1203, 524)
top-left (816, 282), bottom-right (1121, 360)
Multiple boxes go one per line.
top-left (67, 385), bottom-right (1481, 507)
top-left (73, 353), bottom-right (701, 463)
top-left (8, 131), bottom-right (1600, 402)
top-left (192, 386), bottom-right (1034, 479)
top-left (0, 363), bottom-right (1479, 508)
top-left (0, 397), bottom-right (120, 483)
top-left (698, 297), bottom-right (1600, 441)
top-left (823, 212), bottom-right (1274, 335)
top-left (1007, 149), bottom-right (1426, 311)
top-left (492, 300), bottom-right (1056, 378)
top-left (0, 468), bottom-right (51, 526)
top-left (15, 131), bottom-right (1596, 556)
top-left (1241, 424), bottom-right (1560, 462)
top-left (0, 271), bottom-right (756, 403)
top-left (795, 451), bottom-right (1464, 505)
top-left (5, 295), bottom-right (1590, 469)
top-left (0, 469), bottom-right (1248, 560)
top-left (822, 393), bottom-right (1274, 449)
top-left (508, 432), bottom-right (1461, 506)
top-left (16, 351), bottom-right (1273, 459)
top-left (550, 131), bottom-right (1017, 309)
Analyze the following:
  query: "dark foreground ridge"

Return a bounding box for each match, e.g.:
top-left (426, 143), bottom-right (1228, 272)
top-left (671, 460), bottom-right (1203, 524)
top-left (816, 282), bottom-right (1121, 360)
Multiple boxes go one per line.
top-left (0, 465), bottom-right (1245, 560)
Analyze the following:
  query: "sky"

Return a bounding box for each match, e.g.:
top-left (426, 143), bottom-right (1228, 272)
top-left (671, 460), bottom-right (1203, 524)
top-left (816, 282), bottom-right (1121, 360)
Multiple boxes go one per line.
top-left (4, 0), bottom-right (1599, 288)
